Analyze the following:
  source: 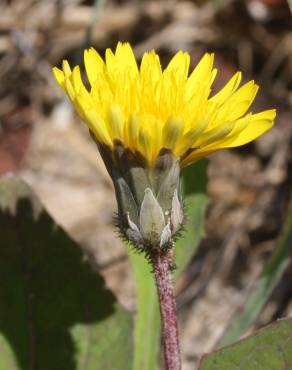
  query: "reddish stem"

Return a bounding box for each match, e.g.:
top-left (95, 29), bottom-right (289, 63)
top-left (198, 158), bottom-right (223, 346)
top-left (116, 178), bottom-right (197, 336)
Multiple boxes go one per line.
top-left (151, 250), bottom-right (182, 370)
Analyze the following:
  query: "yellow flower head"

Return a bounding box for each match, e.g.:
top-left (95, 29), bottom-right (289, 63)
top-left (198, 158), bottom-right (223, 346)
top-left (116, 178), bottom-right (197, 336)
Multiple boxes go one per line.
top-left (53, 42), bottom-right (276, 168)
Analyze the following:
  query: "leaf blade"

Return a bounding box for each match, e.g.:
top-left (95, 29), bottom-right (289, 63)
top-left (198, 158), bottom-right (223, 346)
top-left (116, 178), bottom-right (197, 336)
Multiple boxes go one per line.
top-left (0, 175), bottom-right (133, 370)
top-left (199, 318), bottom-right (292, 370)
top-left (128, 250), bottom-right (160, 370)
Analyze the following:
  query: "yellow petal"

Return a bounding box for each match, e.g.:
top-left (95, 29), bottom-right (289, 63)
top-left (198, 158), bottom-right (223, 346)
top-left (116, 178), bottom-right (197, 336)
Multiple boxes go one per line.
top-left (136, 116), bottom-right (162, 164)
top-left (107, 105), bottom-right (124, 142)
top-left (84, 48), bottom-right (105, 86)
top-left (220, 109), bottom-right (275, 148)
top-left (185, 53), bottom-right (214, 99)
top-left (224, 81), bottom-right (259, 121)
top-left (251, 109), bottom-right (276, 121)
top-left (62, 60), bottom-right (72, 77)
top-left (149, 118), bottom-right (162, 162)
top-left (175, 118), bottom-right (209, 156)
top-left (115, 42), bottom-right (138, 74)
top-left (165, 51), bottom-right (190, 81)
top-left (74, 88), bottom-right (93, 119)
top-left (163, 117), bottom-right (184, 150)
top-left (189, 53), bottom-right (214, 83)
top-left (210, 68), bottom-right (218, 86)
top-left (84, 109), bottom-right (112, 147)
top-left (126, 113), bottom-right (140, 150)
top-left (210, 71), bottom-right (242, 105)
top-left (64, 78), bottom-right (75, 101)
top-left (52, 67), bottom-right (65, 90)
top-left (201, 115), bottom-right (250, 150)
top-left (70, 66), bottom-right (84, 92)
top-left (105, 48), bottom-right (116, 75)
top-left (196, 121), bottom-right (234, 147)
top-left (140, 51), bottom-right (162, 84)
top-left (181, 148), bottom-right (215, 167)
top-left (138, 125), bottom-right (152, 165)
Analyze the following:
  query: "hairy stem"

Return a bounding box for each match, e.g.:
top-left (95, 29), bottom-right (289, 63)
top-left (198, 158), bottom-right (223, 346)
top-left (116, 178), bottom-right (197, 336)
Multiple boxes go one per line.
top-left (151, 250), bottom-right (181, 370)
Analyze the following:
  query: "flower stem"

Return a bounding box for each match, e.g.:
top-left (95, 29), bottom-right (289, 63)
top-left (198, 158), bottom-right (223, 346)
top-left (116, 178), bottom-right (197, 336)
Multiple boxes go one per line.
top-left (151, 249), bottom-right (182, 370)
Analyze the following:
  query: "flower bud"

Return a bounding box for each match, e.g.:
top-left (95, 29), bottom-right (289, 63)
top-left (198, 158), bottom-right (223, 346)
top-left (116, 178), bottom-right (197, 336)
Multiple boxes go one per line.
top-left (98, 142), bottom-right (184, 252)
top-left (139, 188), bottom-right (166, 246)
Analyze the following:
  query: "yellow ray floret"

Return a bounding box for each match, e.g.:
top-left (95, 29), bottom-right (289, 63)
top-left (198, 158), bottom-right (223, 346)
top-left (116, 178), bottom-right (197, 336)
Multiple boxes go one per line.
top-left (53, 42), bottom-right (276, 167)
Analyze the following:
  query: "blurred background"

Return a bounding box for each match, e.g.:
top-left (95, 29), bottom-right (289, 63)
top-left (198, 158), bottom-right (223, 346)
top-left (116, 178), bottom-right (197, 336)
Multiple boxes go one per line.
top-left (0, 0), bottom-right (291, 369)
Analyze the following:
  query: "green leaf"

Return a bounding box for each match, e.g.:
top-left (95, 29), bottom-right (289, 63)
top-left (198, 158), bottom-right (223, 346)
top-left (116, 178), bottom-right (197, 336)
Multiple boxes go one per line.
top-left (128, 250), bottom-right (160, 370)
top-left (175, 159), bottom-right (208, 277)
top-left (218, 195), bottom-right (292, 347)
top-left (128, 160), bottom-right (208, 370)
top-left (174, 193), bottom-right (208, 277)
top-left (199, 318), bottom-right (292, 370)
top-left (182, 159), bottom-right (208, 196)
top-left (0, 175), bottom-right (133, 370)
